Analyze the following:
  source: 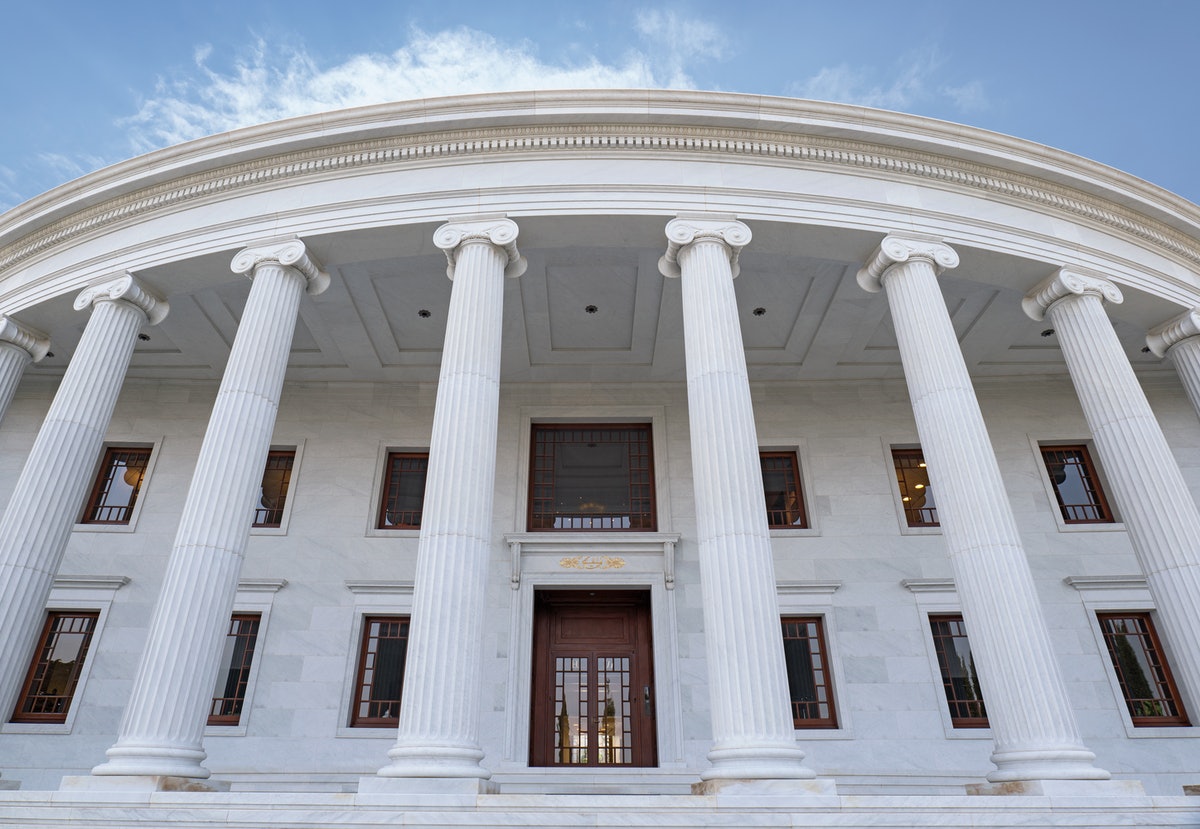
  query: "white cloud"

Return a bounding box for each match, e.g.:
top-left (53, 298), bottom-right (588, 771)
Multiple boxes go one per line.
top-left (791, 47), bottom-right (986, 114)
top-left (122, 22), bottom-right (722, 152)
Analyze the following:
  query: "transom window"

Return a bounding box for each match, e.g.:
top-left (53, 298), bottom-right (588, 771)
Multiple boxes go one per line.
top-left (1098, 612), bottom-right (1188, 726)
top-left (929, 614), bottom-right (988, 728)
top-left (350, 615), bottom-right (410, 727)
top-left (253, 450), bottom-right (295, 528)
top-left (82, 446), bottom-right (151, 524)
top-left (1040, 444), bottom-right (1114, 524)
top-left (781, 616), bottom-right (837, 728)
top-left (208, 613), bottom-right (261, 726)
top-left (892, 447), bottom-right (938, 527)
top-left (760, 451), bottom-right (808, 529)
top-left (377, 452), bottom-right (429, 529)
top-left (12, 611), bottom-right (99, 723)
top-left (529, 424), bottom-right (656, 531)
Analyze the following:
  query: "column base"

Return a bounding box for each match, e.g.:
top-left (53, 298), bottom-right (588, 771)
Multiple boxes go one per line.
top-left (700, 743), bottom-right (817, 782)
top-left (968, 779), bottom-right (1145, 797)
top-left (91, 742), bottom-right (210, 780)
top-left (692, 777), bottom-right (838, 797)
top-left (375, 742), bottom-right (490, 781)
top-left (60, 775), bottom-right (229, 793)
top-left (987, 747), bottom-right (1110, 783)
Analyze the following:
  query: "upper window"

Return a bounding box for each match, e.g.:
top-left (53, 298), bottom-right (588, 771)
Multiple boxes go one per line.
top-left (252, 450), bottom-right (295, 528)
top-left (528, 424), bottom-right (656, 531)
top-left (350, 615), bottom-right (410, 727)
top-left (892, 448), bottom-right (938, 527)
top-left (760, 451), bottom-right (808, 529)
top-left (208, 613), bottom-right (261, 726)
top-left (11, 611), bottom-right (99, 723)
top-left (82, 446), bottom-right (150, 524)
top-left (1040, 445), bottom-right (1114, 524)
top-left (1097, 612), bottom-right (1189, 726)
top-left (929, 614), bottom-right (988, 728)
top-left (377, 452), bottom-right (429, 529)
top-left (781, 616), bottom-right (837, 728)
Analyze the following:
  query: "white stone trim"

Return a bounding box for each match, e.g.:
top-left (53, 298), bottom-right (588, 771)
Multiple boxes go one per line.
top-left (203, 579), bottom-right (286, 737)
top-left (1, 575), bottom-right (128, 735)
top-left (1027, 435), bottom-right (1126, 533)
top-left (248, 440), bottom-right (306, 537)
top-left (72, 438), bottom-right (163, 534)
top-left (335, 581), bottom-right (414, 739)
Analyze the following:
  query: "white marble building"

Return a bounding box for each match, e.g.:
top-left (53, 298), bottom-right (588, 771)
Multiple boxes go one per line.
top-left (0, 90), bottom-right (1197, 827)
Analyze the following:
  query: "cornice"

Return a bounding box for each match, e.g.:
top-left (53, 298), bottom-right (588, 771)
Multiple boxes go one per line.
top-left (2, 119), bottom-right (1200, 280)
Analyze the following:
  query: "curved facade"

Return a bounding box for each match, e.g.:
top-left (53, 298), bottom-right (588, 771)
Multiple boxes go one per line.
top-left (0, 90), bottom-right (1198, 826)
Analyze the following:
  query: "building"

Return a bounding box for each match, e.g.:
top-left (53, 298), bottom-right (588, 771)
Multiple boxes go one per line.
top-left (0, 90), bottom-right (1197, 827)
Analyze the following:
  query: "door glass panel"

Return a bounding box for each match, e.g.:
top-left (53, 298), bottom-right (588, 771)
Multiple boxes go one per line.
top-left (554, 657), bottom-right (589, 764)
top-left (597, 657), bottom-right (632, 764)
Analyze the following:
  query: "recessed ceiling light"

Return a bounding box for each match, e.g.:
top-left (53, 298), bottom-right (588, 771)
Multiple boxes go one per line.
top-left (137, 333), bottom-right (151, 342)
top-left (1040, 329), bottom-right (1054, 337)
top-left (752, 307), bottom-right (766, 317)
top-left (585, 305), bottom-right (598, 314)
top-left (417, 309), bottom-right (432, 318)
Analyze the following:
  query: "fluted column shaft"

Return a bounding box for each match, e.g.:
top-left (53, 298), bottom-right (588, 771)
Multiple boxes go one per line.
top-left (0, 315), bottom-right (50, 426)
top-left (1032, 273), bottom-right (1200, 717)
top-left (94, 241), bottom-right (326, 779)
top-left (660, 217), bottom-right (814, 782)
top-left (0, 276), bottom-right (166, 719)
top-left (861, 238), bottom-right (1105, 783)
top-left (377, 218), bottom-right (523, 781)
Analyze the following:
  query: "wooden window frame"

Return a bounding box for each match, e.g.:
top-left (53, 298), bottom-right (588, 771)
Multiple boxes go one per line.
top-left (376, 452), bottom-right (429, 530)
top-left (929, 614), bottom-right (989, 728)
top-left (760, 451), bottom-right (808, 529)
top-left (527, 423), bottom-right (657, 532)
top-left (349, 615), bottom-right (410, 727)
top-left (207, 612), bottom-right (262, 726)
top-left (781, 616), bottom-right (838, 729)
top-left (252, 450), bottom-right (295, 528)
top-left (1039, 444), bottom-right (1114, 524)
top-left (1097, 612), bottom-right (1189, 726)
top-left (892, 447), bottom-right (938, 527)
top-left (11, 611), bottom-right (99, 723)
top-left (81, 446), bottom-right (151, 525)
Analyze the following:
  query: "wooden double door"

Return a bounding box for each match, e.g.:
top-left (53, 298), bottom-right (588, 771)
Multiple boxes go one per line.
top-left (530, 590), bottom-right (657, 767)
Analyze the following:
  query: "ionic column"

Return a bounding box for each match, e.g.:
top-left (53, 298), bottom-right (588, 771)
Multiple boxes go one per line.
top-left (659, 216), bottom-right (820, 787)
top-left (860, 238), bottom-right (1106, 784)
top-left (0, 315), bottom-right (50, 425)
top-left (92, 240), bottom-right (327, 780)
top-left (367, 217), bottom-right (524, 791)
top-left (0, 276), bottom-right (166, 719)
top-left (1147, 308), bottom-right (1200, 419)
top-left (1029, 271), bottom-right (1200, 717)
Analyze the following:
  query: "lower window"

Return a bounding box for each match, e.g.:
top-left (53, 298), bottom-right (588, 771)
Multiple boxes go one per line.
top-left (11, 611), bottom-right (99, 723)
top-left (208, 613), bottom-right (261, 726)
top-left (929, 614), bottom-right (988, 728)
top-left (781, 616), bottom-right (837, 728)
top-left (350, 615), bottom-right (410, 727)
top-left (1098, 612), bottom-right (1189, 726)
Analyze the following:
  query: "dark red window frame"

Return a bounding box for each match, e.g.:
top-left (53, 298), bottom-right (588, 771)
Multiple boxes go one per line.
top-left (11, 611), bottom-right (99, 723)
top-left (253, 450), bottom-right (295, 528)
top-left (377, 452), bottom-right (429, 530)
top-left (892, 447), bottom-right (937, 527)
top-left (1098, 612), bottom-right (1189, 726)
top-left (760, 451), bottom-right (808, 529)
top-left (781, 616), bottom-right (838, 729)
top-left (82, 446), bottom-right (151, 524)
top-left (208, 613), bottom-right (261, 726)
top-left (929, 614), bottom-right (989, 728)
top-left (350, 615), bottom-right (410, 727)
top-left (1040, 444), bottom-right (1114, 524)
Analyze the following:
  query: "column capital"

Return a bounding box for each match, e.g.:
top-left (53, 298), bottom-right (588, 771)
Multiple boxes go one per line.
top-left (434, 217), bottom-right (526, 280)
top-left (73, 274), bottom-right (169, 325)
top-left (1022, 268), bottom-right (1123, 322)
top-left (856, 235), bottom-right (959, 293)
top-left (1146, 308), bottom-right (1200, 357)
top-left (231, 238), bottom-right (329, 295)
top-left (0, 315), bottom-right (50, 362)
top-left (658, 215), bottom-right (751, 279)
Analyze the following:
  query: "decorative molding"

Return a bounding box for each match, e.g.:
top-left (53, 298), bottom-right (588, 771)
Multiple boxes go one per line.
top-left (433, 216), bottom-right (525, 280)
top-left (0, 315), bottom-right (50, 362)
top-left (777, 580), bottom-right (842, 595)
top-left (658, 215), bottom-right (751, 279)
top-left (345, 580), bottom-right (415, 594)
top-left (73, 273), bottom-right (169, 325)
top-left (1022, 267), bottom-right (1124, 321)
top-left (559, 555), bottom-right (626, 571)
top-left (51, 575), bottom-right (131, 592)
top-left (231, 238), bottom-right (330, 296)
top-left (503, 532), bottom-right (680, 589)
top-left (857, 236), bottom-right (959, 293)
top-left (1146, 308), bottom-right (1200, 357)
top-left (6, 120), bottom-right (1199, 282)
top-left (901, 578), bottom-right (957, 593)
top-left (1063, 575), bottom-right (1149, 591)
top-left (236, 578), bottom-right (288, 594)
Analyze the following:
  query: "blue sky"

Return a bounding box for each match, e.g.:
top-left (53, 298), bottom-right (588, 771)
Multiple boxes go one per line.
top-left (2, 1), bottom-right (1198, 213)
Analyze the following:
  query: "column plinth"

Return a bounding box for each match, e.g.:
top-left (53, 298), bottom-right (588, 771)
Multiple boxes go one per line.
top-left (0, 315), bottom-right (50, 426)
top-left (92, 239), bottom-right (326, 780)
top-left (1029, 271), bottom-right (1200, 719)
top-left (661, 216), bottom-right (818, 785)
top-left (371, 218), bottom-right (523, 786)
top-left (0, 276), bottom-right (166, 719)
top-left (861, 238), bottom-right (1106, 783)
